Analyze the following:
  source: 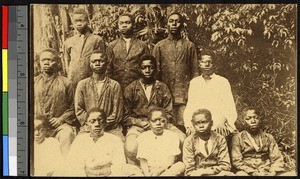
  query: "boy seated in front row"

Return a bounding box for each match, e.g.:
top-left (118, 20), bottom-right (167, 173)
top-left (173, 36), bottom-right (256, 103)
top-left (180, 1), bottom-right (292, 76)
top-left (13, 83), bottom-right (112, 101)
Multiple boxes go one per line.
top-left (136, 107), bottom-right (185, 176)
top-left (231, 107), bottom-right (295, 176)
top-left (63, 108), bottom-right (140, 176)
top-left (183, 109), bottom-right (234, 176)
top-left (34, 116), bottom-right (63, 176)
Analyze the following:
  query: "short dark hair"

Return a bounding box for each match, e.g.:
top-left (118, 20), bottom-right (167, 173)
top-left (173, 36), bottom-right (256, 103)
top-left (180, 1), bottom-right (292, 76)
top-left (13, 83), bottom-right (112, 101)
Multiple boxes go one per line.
top-left (139, 54), bottom-right (157, 69)
top-left (90, 49), bottom-right (108, 61)
top-left (73, 8), bottom-right (89, 20)
top-left (86, 107), bottom-right (107, 124)
top-left (241, 106), bottom-right (259, 119)
top-left (34, 114), bottom-right (50, 130)
top-left (167, 12), bottom-right (184, 25)
top-left (191, 109), bottom-right (212, 123)
top-left (38, 48), bottom-right (60, 62)
top-left (200, 49), bottom-right (215, 59)
top-left (118, 13), bottom-right (135, 24)
top-left (148, 107), bottom-right (168, 120)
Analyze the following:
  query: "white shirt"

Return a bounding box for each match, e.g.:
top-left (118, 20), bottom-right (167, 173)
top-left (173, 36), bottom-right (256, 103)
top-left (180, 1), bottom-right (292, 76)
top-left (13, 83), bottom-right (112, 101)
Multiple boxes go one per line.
top-left (123, 37), bottom-right (131, 53)
top-left (140, 80), bottom-right (153, 101)
top-left (183, 74), bottom-right (237, 130)
top-left (197, 136), bottom-right (213, 157)
top-left (64, 132), bottom-right (126, 176)
top-left (136, 130), bottom-right (181, 170)
top-left (94, 77), bottom-right (106, 96)
top-left (34, 138), bottom-right (63, 176)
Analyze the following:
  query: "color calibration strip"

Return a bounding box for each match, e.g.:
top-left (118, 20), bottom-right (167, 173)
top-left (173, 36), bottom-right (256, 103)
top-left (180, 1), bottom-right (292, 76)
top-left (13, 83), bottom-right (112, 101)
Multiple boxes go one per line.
top-left (2, 5), bottom-right (9, 176)
top-left (8, 6), bottom-right (18, 176)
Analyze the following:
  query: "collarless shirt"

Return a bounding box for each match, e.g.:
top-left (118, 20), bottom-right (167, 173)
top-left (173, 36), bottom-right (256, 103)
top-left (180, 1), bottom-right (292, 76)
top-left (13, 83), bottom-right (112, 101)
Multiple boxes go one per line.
top-left (65, 132), bottom-right (126, 176)
top-left (139, 79), bottom-right (154, 101)
top-left (34, 138), bottom-right (63, 176)
top-left (136, 130), bottom-right (180, 170)
top-left (197, 136), bottom-right (213, 157)
top-left (93, 77), bottom-right (107, 97)
top-left (184, 73), bottom-right (237, 130)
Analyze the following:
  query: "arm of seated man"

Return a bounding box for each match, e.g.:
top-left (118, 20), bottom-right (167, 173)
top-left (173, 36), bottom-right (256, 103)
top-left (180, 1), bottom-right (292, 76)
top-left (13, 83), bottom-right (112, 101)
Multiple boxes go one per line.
top-left (84, 162), bottom-right (112, 176)
top-left (150, 155), bottom-right (176, 176)
top-left (140, 158), bottom-right (151, 176)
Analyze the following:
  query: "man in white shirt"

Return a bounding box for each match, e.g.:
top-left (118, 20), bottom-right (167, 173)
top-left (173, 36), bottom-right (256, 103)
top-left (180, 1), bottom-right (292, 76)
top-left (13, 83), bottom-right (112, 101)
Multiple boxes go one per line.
top-left (136, 107), bottom-right (185, 176)
top-left (63, 108), bottom-right (139, 176)
top-left (34, 116), bottom-right (63, 176)
top-left (184, 50), bottom-right (238, 137)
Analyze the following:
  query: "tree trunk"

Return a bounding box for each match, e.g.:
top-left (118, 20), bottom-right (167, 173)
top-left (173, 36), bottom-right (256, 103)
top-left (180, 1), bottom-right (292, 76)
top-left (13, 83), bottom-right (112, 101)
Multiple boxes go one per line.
top-left (33, 4), bottom-right (61, 76)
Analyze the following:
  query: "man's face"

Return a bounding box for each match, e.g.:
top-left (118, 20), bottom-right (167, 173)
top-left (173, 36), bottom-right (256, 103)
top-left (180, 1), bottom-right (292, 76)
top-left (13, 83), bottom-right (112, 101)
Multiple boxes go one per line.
top-left (167, 14), bottom-right (182, 35)
top-left (90, 53), bottom-right (108, 74)
top-left (193, 114), bottom-right (213, 134)
top-left (199, 55), bottom-right (214, 75)
top-left (73, 14), bottom-right (88, 33)
top-left (86, 112), bottom-right (106, 136)
top-left (244, 110), bottom-right (260, 130)
top-left (39, 51), bottom-right (58, 75)
top-left (149, 111), bottom-right (167, 135)
top-left (34, 120), bottom-right (47, 144)
top-left (140, 60), bottom-right (156, 80)
top-left (118, 16), bottom-right (133, 36)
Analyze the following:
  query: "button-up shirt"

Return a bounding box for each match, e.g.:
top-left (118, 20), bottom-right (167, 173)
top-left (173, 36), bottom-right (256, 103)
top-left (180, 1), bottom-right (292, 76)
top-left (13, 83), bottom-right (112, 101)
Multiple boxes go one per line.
top-left (34, 73), bottom-right (76, 129)
top-left (123, 79), bottom-right (173, 126)
top-left (64, 30), bottom-right (106, 87)
top-left (34, 138), bottom-right (63, 176)
top-left (183, 131), bottom-right (231, 176)
top-left (137, 130), bottom-right (181, 171)
top-left (65, 132), bottom-right (126, 176)
top-left (231, 130), bottom-right (285, 174)
top-left (183, 73), bottom-right (237, 130)
top-left (106, 37), bottom-right (150, 89)
top-left (152, 36), bottom-right (199, 104)
top-left (74, 76), bottom-right (123, 131)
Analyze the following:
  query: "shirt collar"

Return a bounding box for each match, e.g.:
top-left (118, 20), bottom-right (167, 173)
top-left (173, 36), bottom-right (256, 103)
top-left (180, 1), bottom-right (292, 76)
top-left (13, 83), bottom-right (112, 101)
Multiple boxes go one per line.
top-left (200, 73), bottom-right (216, 80)
top-left (139, 79), bottom-right (155, 87)
top-left (89, 76), bottom-right (108, 87)
top-left (75, 29), bottom-right (91, 38)
top-left (123, 37), bottom-right (132, 42)
top-left (167, 34), bottom-right (182, 41)
top-left (41, 72), bottom-right (58, 80)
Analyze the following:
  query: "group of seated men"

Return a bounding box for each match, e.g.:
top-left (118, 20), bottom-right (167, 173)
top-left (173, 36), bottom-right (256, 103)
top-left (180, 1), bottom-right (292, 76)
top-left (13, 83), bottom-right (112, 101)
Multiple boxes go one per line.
top-left (33, 47), bottom-right (294, 176)
top-left (34, 105), bottom-right (293, 176)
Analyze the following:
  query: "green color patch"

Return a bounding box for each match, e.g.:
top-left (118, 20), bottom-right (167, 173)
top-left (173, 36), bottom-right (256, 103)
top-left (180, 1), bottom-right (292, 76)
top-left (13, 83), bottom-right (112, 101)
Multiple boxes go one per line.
top-left (3, 93), bottom-right (8, 135)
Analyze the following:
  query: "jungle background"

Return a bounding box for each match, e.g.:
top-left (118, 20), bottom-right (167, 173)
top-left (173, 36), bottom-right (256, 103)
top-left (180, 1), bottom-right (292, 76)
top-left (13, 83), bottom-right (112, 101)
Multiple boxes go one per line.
top-left (31, 4), bottom-right (297, 172)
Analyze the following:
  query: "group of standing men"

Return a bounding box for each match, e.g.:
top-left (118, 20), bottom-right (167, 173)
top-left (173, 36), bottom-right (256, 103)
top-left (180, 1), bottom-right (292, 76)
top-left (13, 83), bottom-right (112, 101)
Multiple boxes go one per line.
top-left (33, 8), bottom-right (293, 176)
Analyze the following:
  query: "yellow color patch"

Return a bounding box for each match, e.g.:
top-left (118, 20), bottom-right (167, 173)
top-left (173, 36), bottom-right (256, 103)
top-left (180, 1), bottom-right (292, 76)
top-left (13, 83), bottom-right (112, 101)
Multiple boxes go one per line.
top-left (2, 49), bottom-right (8, 92)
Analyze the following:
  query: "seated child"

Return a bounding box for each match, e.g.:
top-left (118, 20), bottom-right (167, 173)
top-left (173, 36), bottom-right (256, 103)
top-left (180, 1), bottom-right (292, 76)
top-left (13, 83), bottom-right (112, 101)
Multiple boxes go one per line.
top-left (183, 109), bottom-right (234, 176)
top-left (34, 116), bottom-right (63, 176)
top-left (63, 108), bottom-right (141, 176)
top-left (231, 107), bottom-right (295, 176)
top-left (136, 107), bottom-right (185, 176)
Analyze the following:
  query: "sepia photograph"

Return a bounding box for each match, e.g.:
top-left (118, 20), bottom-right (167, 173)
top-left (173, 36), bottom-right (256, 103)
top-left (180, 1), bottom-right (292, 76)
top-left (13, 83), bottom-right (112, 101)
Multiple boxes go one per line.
top-left (30, 4), bottom-right (297, 176)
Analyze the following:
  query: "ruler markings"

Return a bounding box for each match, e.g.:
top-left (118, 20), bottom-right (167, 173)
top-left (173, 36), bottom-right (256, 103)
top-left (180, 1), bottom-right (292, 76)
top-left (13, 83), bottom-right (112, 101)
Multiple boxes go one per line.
top-left (16, 6), bottom-right (28, 176)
